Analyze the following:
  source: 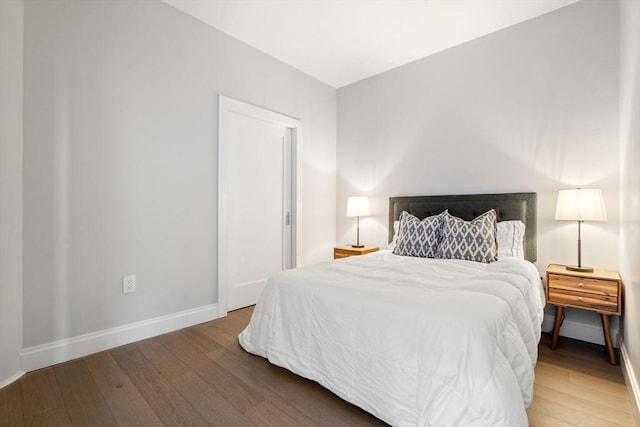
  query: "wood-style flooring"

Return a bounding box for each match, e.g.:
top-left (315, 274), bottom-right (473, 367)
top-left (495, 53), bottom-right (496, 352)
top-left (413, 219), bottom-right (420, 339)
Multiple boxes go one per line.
top-left (528, 334), bottom-right (635, 426)
top-left (0, 306), bottom-right (635, 426)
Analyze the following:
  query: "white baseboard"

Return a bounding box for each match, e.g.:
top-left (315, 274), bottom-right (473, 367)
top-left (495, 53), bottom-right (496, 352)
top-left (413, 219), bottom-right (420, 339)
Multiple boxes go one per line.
top-left (0, 370), bottom-right (25, 389)
top-left (21, 303), bottom-right (220, 373)
top-left (619, 337), bottom-right (640, 426)
top-left (541, 313), bottom-right (619, 347)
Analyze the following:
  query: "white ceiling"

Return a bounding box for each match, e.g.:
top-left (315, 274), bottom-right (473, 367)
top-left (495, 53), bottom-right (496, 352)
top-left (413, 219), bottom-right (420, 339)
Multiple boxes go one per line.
top-left (162, 0), bottom-right (581, 88)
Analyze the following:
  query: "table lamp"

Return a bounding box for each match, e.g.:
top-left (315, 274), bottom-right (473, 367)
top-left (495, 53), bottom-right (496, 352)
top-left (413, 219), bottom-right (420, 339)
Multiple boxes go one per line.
top-left (346, 196), bottom-right (370, 248)
top-left (554, 188), bottom-right (607, 272)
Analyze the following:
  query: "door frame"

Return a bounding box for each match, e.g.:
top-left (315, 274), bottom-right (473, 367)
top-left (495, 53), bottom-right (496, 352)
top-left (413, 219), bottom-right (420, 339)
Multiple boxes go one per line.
top-left (217, 95), bottom-right (302, 318)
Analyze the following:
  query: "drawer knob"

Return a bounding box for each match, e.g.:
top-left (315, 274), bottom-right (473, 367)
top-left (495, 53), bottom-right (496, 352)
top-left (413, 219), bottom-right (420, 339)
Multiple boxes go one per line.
top-left (578, 297), bottom-right (584, 302)
top-left (578, 282), bottom-right (585, 288)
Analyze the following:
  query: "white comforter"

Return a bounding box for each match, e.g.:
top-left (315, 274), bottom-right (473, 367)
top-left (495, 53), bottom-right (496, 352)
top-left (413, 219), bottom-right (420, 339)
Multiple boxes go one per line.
top-left (239, 251), bottom-right (545, 427)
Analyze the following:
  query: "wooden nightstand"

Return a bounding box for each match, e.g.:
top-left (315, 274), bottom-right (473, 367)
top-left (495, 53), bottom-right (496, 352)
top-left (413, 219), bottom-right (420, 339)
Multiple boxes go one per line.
top-left (334, 246), bottom-right (379, 259)
top-left (546, 264), bottom-right (623, 365)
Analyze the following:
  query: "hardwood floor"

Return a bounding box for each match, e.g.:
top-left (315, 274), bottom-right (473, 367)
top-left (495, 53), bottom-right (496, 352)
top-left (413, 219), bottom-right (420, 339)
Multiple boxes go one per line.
top-left (527, 334), bottom-right (635, 426)
top-left (0, 306), bottom-right (635, 426)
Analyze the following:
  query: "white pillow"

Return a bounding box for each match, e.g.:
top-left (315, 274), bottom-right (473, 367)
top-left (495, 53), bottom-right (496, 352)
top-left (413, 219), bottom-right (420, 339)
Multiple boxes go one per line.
top-left (387, 220), bottom-right (400, 250)
top-left (497, 220), bottom-right (525, 259)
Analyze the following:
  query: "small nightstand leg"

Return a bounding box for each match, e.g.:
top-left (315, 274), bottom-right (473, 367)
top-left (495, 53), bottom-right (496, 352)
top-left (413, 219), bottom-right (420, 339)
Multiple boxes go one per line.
top-left (600, 314), bottom-right (619, 365)
top-left (551, 306), bottom-right (564, 350)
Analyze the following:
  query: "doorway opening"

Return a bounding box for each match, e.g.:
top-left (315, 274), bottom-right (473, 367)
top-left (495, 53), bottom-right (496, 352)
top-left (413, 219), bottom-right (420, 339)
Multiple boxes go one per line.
top-left (217, 95), bottom-right (302, 316)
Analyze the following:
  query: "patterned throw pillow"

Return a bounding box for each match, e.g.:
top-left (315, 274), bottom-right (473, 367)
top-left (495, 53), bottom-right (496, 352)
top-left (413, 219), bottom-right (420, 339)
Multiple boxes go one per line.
top-left (393, 211), bottom-right (445, 258)
top-left (437, 210), bottom-right (498, 263)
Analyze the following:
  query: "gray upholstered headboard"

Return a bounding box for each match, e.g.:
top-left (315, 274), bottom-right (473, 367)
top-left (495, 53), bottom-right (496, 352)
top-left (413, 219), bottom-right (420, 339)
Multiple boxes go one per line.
top-left (388, 192), bottom-right (537, 262)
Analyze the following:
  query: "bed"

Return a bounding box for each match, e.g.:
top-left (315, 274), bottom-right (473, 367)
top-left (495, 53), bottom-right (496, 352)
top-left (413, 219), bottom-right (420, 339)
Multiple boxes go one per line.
top-left (239, 193), bottom-right (545, 426)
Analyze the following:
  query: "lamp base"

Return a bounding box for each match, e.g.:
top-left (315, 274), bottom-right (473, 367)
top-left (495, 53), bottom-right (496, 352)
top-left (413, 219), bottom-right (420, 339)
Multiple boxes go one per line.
top-left (566, 265), bottom-right (594, 273)
top-left (351, 244), bottom-right (365, 248)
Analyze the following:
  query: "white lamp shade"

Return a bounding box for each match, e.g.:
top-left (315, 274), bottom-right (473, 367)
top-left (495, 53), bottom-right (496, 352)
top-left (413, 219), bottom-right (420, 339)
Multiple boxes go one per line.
top-left (555, 188), bottom-right (607, 221)
top-left (346, 196), bottom-right (370, 217)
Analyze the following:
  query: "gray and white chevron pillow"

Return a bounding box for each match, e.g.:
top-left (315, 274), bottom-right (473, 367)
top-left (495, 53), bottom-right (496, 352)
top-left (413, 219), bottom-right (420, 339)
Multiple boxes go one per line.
top-left (437, 210), bottom-right (498, 263)
top-left (393, 211), bottom-right (445, 258)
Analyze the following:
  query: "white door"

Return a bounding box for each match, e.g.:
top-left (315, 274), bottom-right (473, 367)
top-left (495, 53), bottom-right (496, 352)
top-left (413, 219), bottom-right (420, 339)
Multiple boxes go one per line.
top-left (226, 113), bottom-right (291, 310)
top-left (218, 96), bottom-right (300, 315)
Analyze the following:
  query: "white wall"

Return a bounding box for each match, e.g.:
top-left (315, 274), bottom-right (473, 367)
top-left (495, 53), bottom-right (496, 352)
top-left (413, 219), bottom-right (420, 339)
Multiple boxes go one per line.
top-left (22, 0), bottom-right (336, 351)
top-left (337, 1), bottom-right (619, 341)
top-left (0, 0), bottom-right (24, 386)
top-left (619, 0), bottom-right (640, 416)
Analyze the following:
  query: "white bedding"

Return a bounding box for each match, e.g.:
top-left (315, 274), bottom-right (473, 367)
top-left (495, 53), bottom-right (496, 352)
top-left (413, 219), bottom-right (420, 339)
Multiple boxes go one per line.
top-left (239, 250), bottom-right (545, 427)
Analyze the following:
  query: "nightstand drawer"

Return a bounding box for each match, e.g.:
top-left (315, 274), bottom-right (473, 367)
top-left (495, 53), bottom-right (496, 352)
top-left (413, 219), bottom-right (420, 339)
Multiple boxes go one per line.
top-left (547, 273), bottom-right (618, 297)
top-left (548, 289), bottom-right (618, 312)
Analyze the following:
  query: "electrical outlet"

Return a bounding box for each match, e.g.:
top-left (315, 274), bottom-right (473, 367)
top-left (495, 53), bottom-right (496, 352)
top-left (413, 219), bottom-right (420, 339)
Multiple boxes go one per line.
top-left (122, 275), bottom-right (136, 294)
